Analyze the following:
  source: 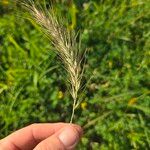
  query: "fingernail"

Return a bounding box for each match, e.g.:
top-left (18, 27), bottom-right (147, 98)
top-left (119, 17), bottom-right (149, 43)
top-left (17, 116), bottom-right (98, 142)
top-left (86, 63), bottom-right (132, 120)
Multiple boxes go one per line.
top-left (58, 126), bottom-right (80, 149)
top-left (72, 125), bottom-right (83, 137)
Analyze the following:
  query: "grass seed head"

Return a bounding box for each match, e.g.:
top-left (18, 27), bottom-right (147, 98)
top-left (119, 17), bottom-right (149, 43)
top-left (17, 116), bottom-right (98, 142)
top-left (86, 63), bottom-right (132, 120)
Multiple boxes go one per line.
top-left (23, 1), bottom-right (85, 123)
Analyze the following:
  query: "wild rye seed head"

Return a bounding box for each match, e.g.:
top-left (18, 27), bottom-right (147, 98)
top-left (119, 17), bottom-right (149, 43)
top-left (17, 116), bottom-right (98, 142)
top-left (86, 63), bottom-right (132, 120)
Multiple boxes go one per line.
top-left (22, 1), bottom-right (85, 122)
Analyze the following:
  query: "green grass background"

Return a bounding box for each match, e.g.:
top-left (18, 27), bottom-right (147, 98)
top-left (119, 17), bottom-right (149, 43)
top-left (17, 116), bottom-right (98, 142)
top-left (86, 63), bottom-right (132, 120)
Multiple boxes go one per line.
top-left (0, 0), bottom-right (150, 149)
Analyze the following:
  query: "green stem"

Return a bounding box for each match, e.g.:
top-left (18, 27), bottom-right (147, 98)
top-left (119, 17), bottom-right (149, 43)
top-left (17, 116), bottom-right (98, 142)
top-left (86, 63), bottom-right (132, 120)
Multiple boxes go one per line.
top-left (70, 106), bottom-right (75, 123)
top-left (70, 99), bottom-right (76, 123)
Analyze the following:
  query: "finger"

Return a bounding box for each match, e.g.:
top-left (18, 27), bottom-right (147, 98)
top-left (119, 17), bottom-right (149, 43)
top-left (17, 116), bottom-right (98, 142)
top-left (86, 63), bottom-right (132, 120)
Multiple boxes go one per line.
top-left (0, 123), bottom-right (81, 150)
top-left (34, 125), bottom-right (83, 150)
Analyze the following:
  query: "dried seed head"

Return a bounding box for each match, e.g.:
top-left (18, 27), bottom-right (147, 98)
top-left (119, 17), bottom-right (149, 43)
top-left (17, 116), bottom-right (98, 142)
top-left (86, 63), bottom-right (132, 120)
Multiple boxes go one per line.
top-left (23, 1), bottom-right (85, 123)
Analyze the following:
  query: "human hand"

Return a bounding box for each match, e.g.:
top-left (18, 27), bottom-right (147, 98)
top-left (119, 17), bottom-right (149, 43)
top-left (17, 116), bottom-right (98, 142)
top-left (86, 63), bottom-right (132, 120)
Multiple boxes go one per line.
top-left (0, 123), bottom-right (83, 150)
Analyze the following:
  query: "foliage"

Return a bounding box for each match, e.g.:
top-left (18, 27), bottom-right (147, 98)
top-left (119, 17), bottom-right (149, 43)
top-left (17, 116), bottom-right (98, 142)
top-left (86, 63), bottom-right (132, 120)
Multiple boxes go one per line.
top-left (0, 0), bottom-right (150, 149)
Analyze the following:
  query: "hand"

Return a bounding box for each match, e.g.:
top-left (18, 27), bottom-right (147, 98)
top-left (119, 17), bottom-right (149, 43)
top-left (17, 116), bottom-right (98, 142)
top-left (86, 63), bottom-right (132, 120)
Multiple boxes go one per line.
top-left (0, 123), bottom-right (83, 150)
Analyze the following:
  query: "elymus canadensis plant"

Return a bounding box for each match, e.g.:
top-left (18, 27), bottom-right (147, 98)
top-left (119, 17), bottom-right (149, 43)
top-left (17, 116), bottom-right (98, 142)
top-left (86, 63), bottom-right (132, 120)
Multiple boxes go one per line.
top-left (22, 1), bottom-right (85, 123)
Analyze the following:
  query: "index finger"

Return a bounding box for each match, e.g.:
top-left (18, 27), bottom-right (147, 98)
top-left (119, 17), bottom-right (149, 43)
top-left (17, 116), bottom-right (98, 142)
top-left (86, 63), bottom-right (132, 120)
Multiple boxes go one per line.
top-left (0, 123), bottom-right (79, 150)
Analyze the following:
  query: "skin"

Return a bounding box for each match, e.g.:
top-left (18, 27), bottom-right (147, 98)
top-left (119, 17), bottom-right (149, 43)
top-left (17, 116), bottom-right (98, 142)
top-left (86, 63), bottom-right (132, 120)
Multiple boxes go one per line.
top-left (0, 123), bottom-right (83, 150)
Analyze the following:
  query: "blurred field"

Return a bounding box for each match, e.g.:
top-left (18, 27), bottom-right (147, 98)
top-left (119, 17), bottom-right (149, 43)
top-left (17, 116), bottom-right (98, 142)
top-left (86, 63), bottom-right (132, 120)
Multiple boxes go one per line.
top-left (0, 0), bottom-right (150, 149)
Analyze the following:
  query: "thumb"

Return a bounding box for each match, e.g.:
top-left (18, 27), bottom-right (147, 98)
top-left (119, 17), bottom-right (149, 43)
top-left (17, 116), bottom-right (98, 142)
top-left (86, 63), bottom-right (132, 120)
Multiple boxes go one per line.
top-left (33, 125), bottom-right (83, 150)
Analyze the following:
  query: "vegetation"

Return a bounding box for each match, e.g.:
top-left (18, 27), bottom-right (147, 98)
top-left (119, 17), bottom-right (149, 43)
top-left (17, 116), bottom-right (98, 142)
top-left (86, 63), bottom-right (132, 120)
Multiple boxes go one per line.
top-left (23, 1), bottom-right (85, 123)
top-left (0, 0), bottom-right (150, 149)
